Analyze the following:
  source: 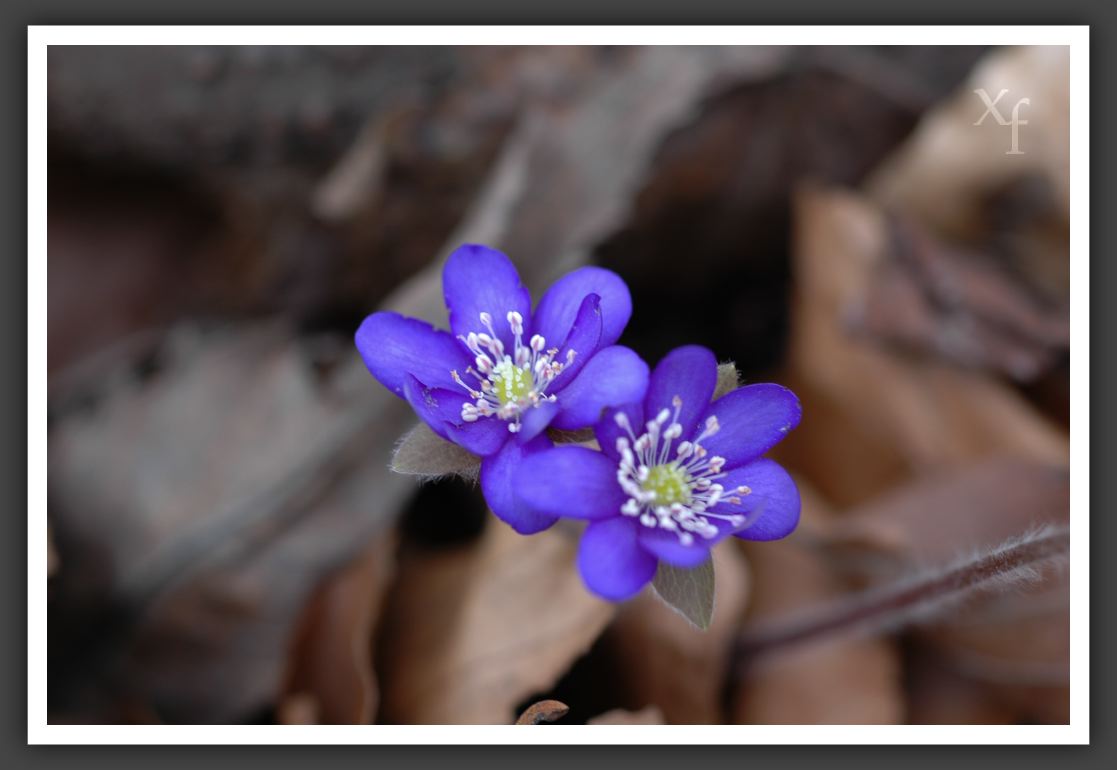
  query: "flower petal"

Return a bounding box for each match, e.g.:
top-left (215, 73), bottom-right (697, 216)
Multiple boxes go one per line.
top-left (517, 400), bottom-right (560, 442)
top-left (578, 517), bottom-right (657, 601)
top-left (443, 244), bottom-right (533, 352)
top-left (547, 293), bottom-right (603, 393)
top-left (400, 375), bottom-right (462, 441)
top-left (533, 266), bottom-right (632, 351)
top-left (444, 417), bottom-right (511, 457)
top-left (695, 383), bottom-right (803, 469)
top-left (594, 402), bottom-right (645, 462)
top-left (550, 346), bottom-right (650, 431)
top-left (514, 446), bottom-right (625, 520)
top-left (355, 312), bottom-right (471, 396)
top-left (481, 435), bottom-right (559, 534)
top-left (712, 458), bottom-right (801, 541)
top-left (644, 345), bottom-right (718, 439)
top-left (402, 375), bottom-right (510, 456)
top-left (636, 519), bottom-right (730, 568)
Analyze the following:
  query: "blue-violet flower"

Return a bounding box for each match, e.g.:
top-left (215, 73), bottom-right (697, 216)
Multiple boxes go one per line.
top-left (355, 243), bottom-right (649, 534)
top-left (511, 345), bottom-right (802, 600)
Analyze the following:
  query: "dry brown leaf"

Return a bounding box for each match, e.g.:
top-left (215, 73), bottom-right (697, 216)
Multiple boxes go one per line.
top-left (283, 534), bottom-right (396, 724)
top-left (832, 456), bottom-right (1069, 562)
top-left (377, 521), bottom-right (615, 724)
top-left (604, 542), bottom-right (750, 724)
top-left (588, 706), bottom-right (665, 725)
top-left (594, 47), bottom-right (987, 369)
top-left (277, 693), bottom-right (320, 725)
top-left (868, 46), bottom-right (1069, 240)
top-left (851, 215), bottom-right (1068, 382)
top-left (733, 480), bottom-right (904, 725)
top-left (777, 185), bottom-right (1067, 507)
top-left (515, 700), bottom-right (570, 725)
top-left (906, 650), bottom-right (1018, 725)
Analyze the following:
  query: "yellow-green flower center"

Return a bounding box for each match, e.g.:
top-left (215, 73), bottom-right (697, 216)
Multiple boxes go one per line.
top-left (644, 463), bottom-right (692, 507)
top-left (492, 360), bottom-right (533, 405)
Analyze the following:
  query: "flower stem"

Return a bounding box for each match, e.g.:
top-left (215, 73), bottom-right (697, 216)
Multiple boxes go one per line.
top-left (732, 524), bottom-right (1069, 670)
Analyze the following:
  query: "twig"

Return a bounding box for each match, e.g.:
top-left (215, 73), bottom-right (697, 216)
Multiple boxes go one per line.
top-left (733, 524), bottom-right (1068, 671)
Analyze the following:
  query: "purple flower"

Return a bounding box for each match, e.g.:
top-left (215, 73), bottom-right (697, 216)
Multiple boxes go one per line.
top-left (355, 243), bottom-right (648, 534)
top-left (512, 345), bottom-right (802, 601)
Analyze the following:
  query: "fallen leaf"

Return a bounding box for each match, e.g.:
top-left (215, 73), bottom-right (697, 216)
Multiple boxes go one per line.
top-left (283, 534), bottom-right (397, 724)
top-left (851, 214), bottom-right (1068, 382)
top-left (277, 693), bottom-right (319, 725)
top-left (868, 46), bottom-right (1069, 244)
top-left (596, 46), bottom-right (987, 369)
top-left (515, 700), bottom-right (570, 725)
top-left (604, 542), bottom-right (750, 724)
top-left (777, 185), bottom-right (1067, 507)
top-left (377, 521), bottom-right (615, 724)
top-left (906, 648), bottom-right (1018, 725)
top-left (832, 457), bottom-right (1068, 563)
top-left (587, 705), bottom-right (665, 725)
top-left (733, 480), bottom-right (904, 725)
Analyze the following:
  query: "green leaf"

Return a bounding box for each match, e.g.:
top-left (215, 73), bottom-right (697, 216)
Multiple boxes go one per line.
top-left (650, 558), bottom-right (715, 630)
top-left (391, 422), bottom-right (481, 481)
top-left (713, 362), bottom-right (740, 400)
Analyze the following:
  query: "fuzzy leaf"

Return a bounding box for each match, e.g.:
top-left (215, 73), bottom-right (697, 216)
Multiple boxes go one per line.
top-left (651, 558), bottom-right (715, 630)
top-left (713, 362), bottom-right (740, 400)
top-left (391, 422), bottom-right (481, 481)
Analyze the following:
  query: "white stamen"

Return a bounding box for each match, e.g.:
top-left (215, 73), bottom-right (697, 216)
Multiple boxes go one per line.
top-left (450, 309), bottom-right (573, 433)
top-left (613, 394), bottom-right (753, 546)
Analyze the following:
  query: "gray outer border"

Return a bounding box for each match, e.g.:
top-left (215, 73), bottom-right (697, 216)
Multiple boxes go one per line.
top-left (5, 0), bottom-right (1111, 766)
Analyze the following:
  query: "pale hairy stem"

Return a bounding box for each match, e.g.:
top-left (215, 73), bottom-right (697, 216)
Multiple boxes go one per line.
top-left (732, 524), bottom-right (1069, 671)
